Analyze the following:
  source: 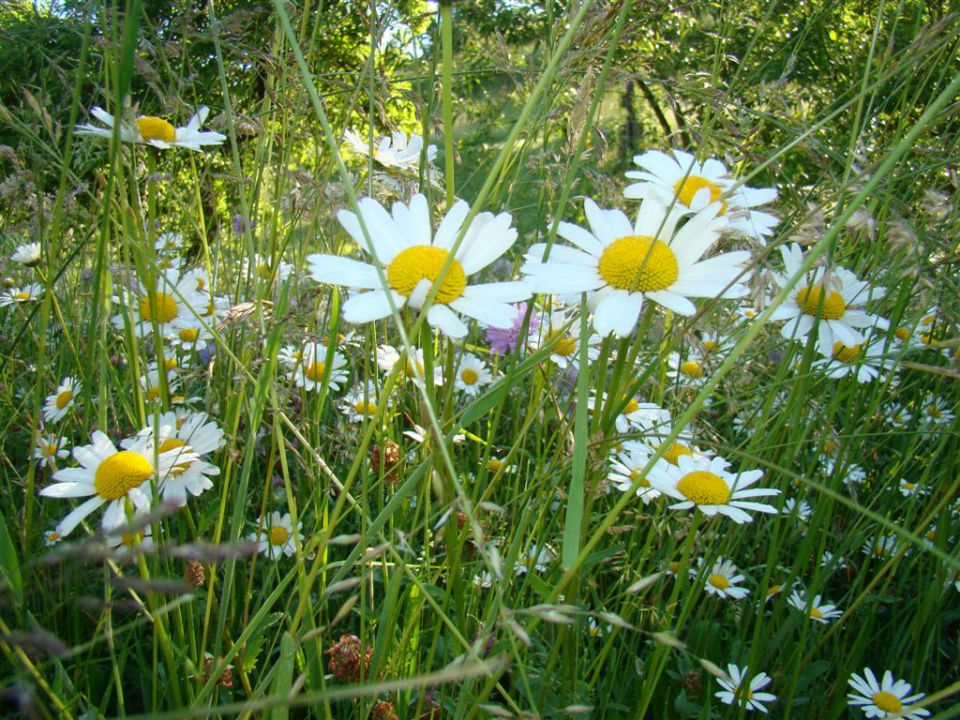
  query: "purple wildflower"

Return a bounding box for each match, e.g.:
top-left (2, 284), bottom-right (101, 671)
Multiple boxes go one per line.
top-left (486, 302), bottom-right (539, 355)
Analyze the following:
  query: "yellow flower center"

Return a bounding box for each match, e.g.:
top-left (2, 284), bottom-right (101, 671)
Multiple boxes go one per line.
top-left (158, 437), bottom-right (191, 476)
top-left (894, 327), bottom-right (911, 341)
top-left (269, 526), bottom-right (289, 546)
top-left (353, 400), bottom-right (377, 415)
top-left (622, 397), bottom-right (640, 414)
top-left (926, 405), bottom-right (942, 419)
top-left (766, 585), bottom-right (781, 597)
top-left (680, 360), bottom-right (704, 378)
top-left (628, 468), bottom-right (651, 487)
top-left (55, 390), bottom-right (73, 409)
top-left (47, 532), bottom-right (60, 542)
top-left (832, 342), bottom-right (862, 362)
top-left (94, 451), bottom-right (153, 501)
top-left (676, 470), bottom-right (730, 505)
top-left (921, 313), bottom-right (936, 326)
top-left (702, 340), bottom-right (717, 352)
top-left (667, 561), bottom-right (681, 573)
top-left (387, 246), bottom-right (466, 303)
top-left (45, 443), bottom-right (59, 456)
top-left (179, 327), bottom-right (200, 343)
top-left (598, 235), bottom-right (679, 292)
top-left (201, 301), bottom-right (215, 317)
top-left (796, 284), bottom-right (846, 320)
top-left (708, 573), bottom-right (730, 590)
top-left (164, 357), bottom-right (178, 372)
top-left (121, 531), bottom-right (141, 548)
top-left (136, 116), bottom-right (176, 143)
top-left (660, 442), bottom-right (692, 465)
top-left (14, 291), bottom-right (29, 301)
top-left (487, 459), bottom-right (503, 472)
top-left (744, 309), bottom-right (757, 318)
top-left (673, 175), bottom-right (727, 213)
top-left (146, 385), bottom-right (161, 402)
top-left (871, 691), bottom-right (903, 714)
top-left (304, 361), bottom-right (326, 382)
top-left (902, 481), bottom-right (915, 490)
top-left (810, 607), bottom-right (823, 619)
top-left (460, 368), bottom-right (479, 385)
top-left (139, 291), bottom-right (179, 324)
top-left (548, 330), bottom-right (578, 357)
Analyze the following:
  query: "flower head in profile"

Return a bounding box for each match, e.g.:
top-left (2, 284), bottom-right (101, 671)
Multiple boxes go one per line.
top-left (715, 664), bottom-right (777, 713)
top-left (376, 345), bottom-right (442, 386)
top-left (787, 590), bottom-right (842, 624)
top-left (340, 380), bottom-right (389, 423)
top-left (649, 454), bottom-right (779, 523)
top-left (307, 194), bottom-right (530, 339)
top-left (12, 242), bottom-right (42, 267)
top-left (607, 441), bottom-right (661, 504)
top-left (0, 282), bottom-right (43, 307)
top-left (43, 377), bottom-right (81, 423)
top-left (522, 198), bottom-right (750, 337)
top-left (75, 106), bottom-right (226, 151)
top-left (625, 149), bottom-right (780, 243)
top-left (39, 429), bottom-right (194, 538)
top-left (848, 668), bottom-right (930, 719)
top-left (249, 511), bottom-right (302, 560)
top-left (769, 243), bottom-right (888, 356)
top-left (344, 129), bottom-right (438, 173)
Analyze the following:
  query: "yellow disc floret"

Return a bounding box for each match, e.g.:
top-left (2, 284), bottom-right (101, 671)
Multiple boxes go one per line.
top-left (871, 691), bottom-right (902, 714)
top-left (547, 330), bottom-right (577, 357)
top-left (598, 235), bottom-right (679, 292)
top-left (628, 468), bottom-right (651, 487)
top-left (674, 175), bottom-right (727, 213)
top-left (55, 390), bottom-right (73, 410)
top-left (460, 368), bottom-right (479, 385)
top-left (94, 451), bottom-right (153, 501)
top-left (680, 360), bottom-right (704, 378)
top-left (796, 284), bottom-right (846, 320)
top-left (708, 573), bottom-right (730, 590)
top-left (676, 470), bottom-right (730, 505)
top-left (387, 246), bottom-right (466, 303)
top-left (304, 361), bottom-right (326, 382)
top-left (158, 437), bottom-right (191, 476)
top-left (660, 442), bottom-right (693, 465)
top-left (353, 400), bottom-right (377, 416)
top-left (832, 342), bottom-right (862, 363)
top-left (139, 291), bottom-right (179, 324)
top-left (136, 116), bottom-right (176, 143)
top-left (179, 327), bottom-right (200, 343)
top-left (269, 526), bottom-right (289, 546)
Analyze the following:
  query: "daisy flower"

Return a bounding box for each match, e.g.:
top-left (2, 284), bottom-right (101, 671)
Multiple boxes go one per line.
top-left (898, 479), bottom-right (925, 497)
top-left (129, 412), bottom-right (224, 506)
top-left (698, 331), bottom-right (735, 358)
top-left (140, 364), bottom-right (181, 403)
top-left (588, 393), bottom-right (663, 435)
top-left (113, 268), bottom-right (208, 339)
top-left (528, 307), bottom-right (601, 368)
top-left (33, 434), bottom-right (70, 468)
top-left (307, 194), bottom-right (531, 339)
top-left (649, 454), bottom-right (779, 524)
top-left (249, 511), bottom-right (302, 560)
top-left (43, 377), bottom-right (81, 423)
top-left (787, 591), bottom-right (842, 624)
top-left (624, 149), bottom-right (779, 243)
top-left (768, 243), bottom-right (889, 356)
top-left (0, 282), bottom-right (43, 307)
top-left (11, 242), bottom-right (41, 267)
top-left (522, 198), bottom-right (750, 337)
top-left (39, 429), bottom-right (193, 538)
top-left (454, 352), bottom-right (493, 396)
top-left (340, 381), bottom-right (389, 423)
top-left (694, 556), bottom-right (749, 600)
top-left (376, 345), bottom-right (442, 385)
top-left (781, 498), bottom-right (812, 522)
top-left (812, 339), bottom-right (893, 382)
top-left (105, 517), bottom-right (154, 558)
top-left (344, 128), bottom-right (438, 173)
top-left (75, 106), bottom-right (225, 151)
top-left (715, 664), bottom-right (777, 713)
top-left (291, 341), bottom-right (349, 392)
top-left (918, 394), bottom-right (954, 430)
top-left (880, 401), bottom-right (912, 429)
top-left (863, 535), bottom-right (900, 559)
top-left (666, 351), bottom-right (708, 385)
top-left (848, 668), bottom-right (930, 719)
top-left (241, 253), bottom-right (294, 284)
top-left (607, 442), bottom-right (661, 504)
top-left (516, 544), bottom-right (557, 575)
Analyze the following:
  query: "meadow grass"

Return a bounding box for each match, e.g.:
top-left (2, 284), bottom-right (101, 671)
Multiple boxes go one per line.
top-left (0, 1), bottom-right (958, 718)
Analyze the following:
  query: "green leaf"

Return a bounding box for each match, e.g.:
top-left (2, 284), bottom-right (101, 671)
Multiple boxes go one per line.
top-left (0, 512), bottom-right (22, 605)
